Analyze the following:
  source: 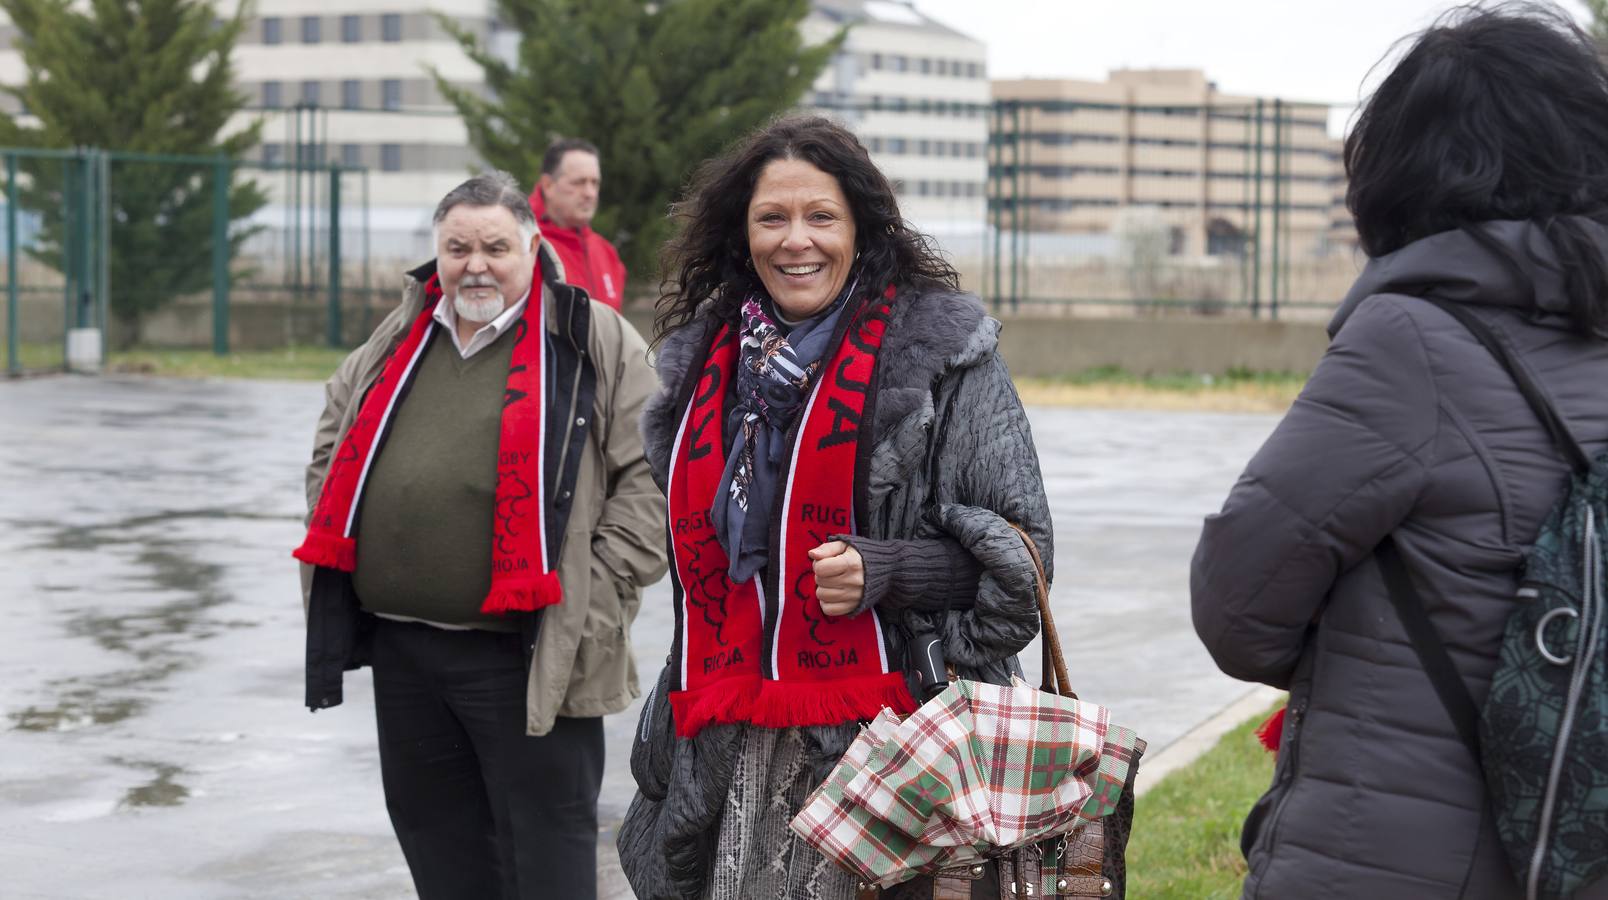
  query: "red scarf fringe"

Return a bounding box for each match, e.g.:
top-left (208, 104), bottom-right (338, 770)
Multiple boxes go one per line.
top-left (292, 531), bottom-right (357, 572)
top-left (1256, 706), bottom-right (1286, 753)
top-left (479, 570), bottom-right (564, 615)
top-left (669, 673), bottom-right (916, 738)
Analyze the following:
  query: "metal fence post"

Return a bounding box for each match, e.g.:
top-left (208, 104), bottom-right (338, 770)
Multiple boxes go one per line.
top-left (1270, 99), bottom-right (1283, 320)
top-left (212, 157), bottom-right (230, 355)
top-left (1251, 98), bottom-right (1264, 319)
top-left (61, 157), bottom-right (74, 349)
top-left (1022, 103), bottom-right (1033, 311)
top-left (97, 150), bottom-right (110, 342)
top-left (327, 165), bottom-right (341, 348)
top-left (77, 150), bottom-right (92, 330)
top-left (1009, 102), bottom-right (1021, 312)
top-left (5, 153), bottom-right (15, 376)
top-left (989, 101), bottom-right (1003, 311)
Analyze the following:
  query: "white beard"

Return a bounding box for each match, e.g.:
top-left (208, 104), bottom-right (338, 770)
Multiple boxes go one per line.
top-left (453, 291), bottom-right (506, 325)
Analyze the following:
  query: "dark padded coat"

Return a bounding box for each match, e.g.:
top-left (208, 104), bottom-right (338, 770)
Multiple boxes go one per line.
top-left (619, 286), bottom-right (1053, 899)
top-left (1192, 219), bottom-right (1608, 900)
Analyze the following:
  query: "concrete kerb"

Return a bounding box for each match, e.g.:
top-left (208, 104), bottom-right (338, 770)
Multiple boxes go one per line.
top-left (1133, 683), bottom-right (1286, 797)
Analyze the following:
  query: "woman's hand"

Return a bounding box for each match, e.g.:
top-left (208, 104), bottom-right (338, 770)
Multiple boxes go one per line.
top-left (808, 541), bottom-right (864, 617)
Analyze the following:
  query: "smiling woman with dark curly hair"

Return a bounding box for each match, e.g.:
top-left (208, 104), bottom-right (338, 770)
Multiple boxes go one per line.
top-left (616, 115), bottom-right (1054, 900)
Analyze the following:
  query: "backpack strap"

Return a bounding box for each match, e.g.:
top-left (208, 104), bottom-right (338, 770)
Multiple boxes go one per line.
top-left (1420, 296), bottom-right (1592, 475)
top-left (1377, 295), bottom-right (1589, 764)
top-left (1378, 536), bottom-right (1484, 762)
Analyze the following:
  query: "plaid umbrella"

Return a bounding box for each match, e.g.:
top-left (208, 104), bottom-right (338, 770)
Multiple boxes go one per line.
top-left (790, 677), bottom-right (1142, 889)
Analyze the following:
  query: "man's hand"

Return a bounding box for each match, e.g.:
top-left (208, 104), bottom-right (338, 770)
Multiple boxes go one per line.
top-left (808, 541), bottom-right (864, 617)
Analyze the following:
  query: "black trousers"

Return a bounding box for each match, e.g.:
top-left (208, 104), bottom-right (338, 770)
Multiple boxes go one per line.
top-left (370, 618), bottom-right (604, 900)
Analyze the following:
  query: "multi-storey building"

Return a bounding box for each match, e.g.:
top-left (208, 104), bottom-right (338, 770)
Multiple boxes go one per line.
top-left (231, 0), bottom-right (501, 254)
top-left (802, 0), bottom-right (988, 237)
top-left (991, 69), bottom-right (1348, 260)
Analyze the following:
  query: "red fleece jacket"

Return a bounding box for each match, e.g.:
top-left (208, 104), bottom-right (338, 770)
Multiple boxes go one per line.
top-left (528, 187), bottom-right (627, 310)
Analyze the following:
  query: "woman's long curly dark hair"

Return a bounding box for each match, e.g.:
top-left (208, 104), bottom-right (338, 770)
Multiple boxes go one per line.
top-left (654, 115), bottom-right (959, 344)
top-left (1346, 2), bottom-right (1608, 335)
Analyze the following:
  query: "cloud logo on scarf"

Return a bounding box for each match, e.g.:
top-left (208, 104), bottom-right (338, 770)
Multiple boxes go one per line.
top-left (682, 534), bottom-right (732, 645)
top-left (495, 469), bottom-right (532, 556)
top-left (795, 528), bottom-right (837, 647)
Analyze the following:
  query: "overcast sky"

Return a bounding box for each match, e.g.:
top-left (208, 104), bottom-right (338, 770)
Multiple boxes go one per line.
top-left (913, 0), bottom-right (1591, 113)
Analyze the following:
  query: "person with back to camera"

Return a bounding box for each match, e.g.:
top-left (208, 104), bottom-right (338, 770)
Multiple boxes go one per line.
top-left (1191, 5), bottom-right (1608, 898)
top-left (615, 115), bottom-right (1054, 899)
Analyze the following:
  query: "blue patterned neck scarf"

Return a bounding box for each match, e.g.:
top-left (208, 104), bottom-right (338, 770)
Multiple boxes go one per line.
top-left (711, 276), bottom-right (860, 581)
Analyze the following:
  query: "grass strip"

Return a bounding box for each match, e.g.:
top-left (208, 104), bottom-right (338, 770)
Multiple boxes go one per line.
top-left (106, 346), bottom-right (350, 381)
top-left (1125, 702), bottom-right (1281, 900)
top-left (1016, 366), bottom-right (1307, 413)
top-left (22, 347), bottom-right (1308, 415)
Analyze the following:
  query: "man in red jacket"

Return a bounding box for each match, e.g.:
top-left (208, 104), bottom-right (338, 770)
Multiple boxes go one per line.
top-left (527, 138), bottom-right (627, 309)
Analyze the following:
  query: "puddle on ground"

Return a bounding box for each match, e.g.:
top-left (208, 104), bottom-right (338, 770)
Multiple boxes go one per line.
top-left (9, 692), bottom-right (145, 731)
top-left (110, 758), bottom-right (191, 808)
top-left (10, 518), bottom-right (259, 733)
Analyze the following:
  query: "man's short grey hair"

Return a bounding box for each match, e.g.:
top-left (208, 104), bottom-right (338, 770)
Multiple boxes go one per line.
top-left (433, 170), bottom-right (539, 245)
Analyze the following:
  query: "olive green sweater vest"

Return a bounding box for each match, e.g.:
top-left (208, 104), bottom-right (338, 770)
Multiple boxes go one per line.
top-left (353, 326), bottom-right (522, 632)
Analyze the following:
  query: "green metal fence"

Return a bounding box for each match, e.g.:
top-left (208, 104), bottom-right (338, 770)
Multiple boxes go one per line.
top-left (1, 145), bottom-right (368, 376)
top-left (982, 97), bottom-right (1355, 319)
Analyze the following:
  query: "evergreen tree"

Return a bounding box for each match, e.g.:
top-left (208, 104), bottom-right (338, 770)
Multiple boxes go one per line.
top-left (1590, 0), bottom-right (1608, 42)
top-left (435, 0), bottom-right (842, 295)
top-left (0, 0), bottom-right (266, 346)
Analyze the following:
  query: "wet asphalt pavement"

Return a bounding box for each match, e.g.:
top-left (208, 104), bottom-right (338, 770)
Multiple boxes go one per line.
top-left (0, 375), bottom-right (1279, 899)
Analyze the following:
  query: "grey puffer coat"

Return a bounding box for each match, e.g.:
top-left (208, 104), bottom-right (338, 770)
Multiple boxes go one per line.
top-left (1192, 219), bottom-right (1608, 900)
top-left (620, 286), bottom-right (1053, 899)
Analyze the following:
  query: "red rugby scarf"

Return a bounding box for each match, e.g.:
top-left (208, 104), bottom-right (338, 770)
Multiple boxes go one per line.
top-left (667, 296), bottom-right (916, 737)
top-left (293, 275), bottom-right (560, 615)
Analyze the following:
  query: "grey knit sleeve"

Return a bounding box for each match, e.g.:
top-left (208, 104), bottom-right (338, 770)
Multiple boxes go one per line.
top-left (833, 534), bottom-right (984, 614)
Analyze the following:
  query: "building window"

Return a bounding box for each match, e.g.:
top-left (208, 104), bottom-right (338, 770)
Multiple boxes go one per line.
top-left (341, 15), bottom-right (361, 42)
top-left (381, 13), bottom-right (402, 42)
top-left (967, 62), bottom-right (981, 78)
top-left (262, 17), bottom-right (281, 44)
top-left (381, 79), bottom-right (402, 110)
top-left (301, 16), bottom-right (320, 43)
top-left (869, 53), bottom-right (882, 70)
top-left (891, 55), bottom-right (907, 72)
top-left (937, 59), bottom-right (949, 76)
top-left (341, 80), bottom-right (361, 109)
top-left (380, 143), bottom-right (402, 172)
top-left (341, 143), bottom-right (362, 167)
top-left (263, 144), bottom-right (282, 165)
top-left (887, 137), bottom-right (907, 154)
top-left (918, 57), bottom-right (932, 74)
top-left (916, 139), bottom-right (931, 156)
top-left (301, 81), bottom-right (320, 105)
top-left (262, 81), bottom-right (281, 108)
top-left (867, 136), bottom-right (883, 153)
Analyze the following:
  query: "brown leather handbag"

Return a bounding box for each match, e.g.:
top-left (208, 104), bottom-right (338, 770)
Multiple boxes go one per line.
top-left (863, 526), bottom-right (1143, 900)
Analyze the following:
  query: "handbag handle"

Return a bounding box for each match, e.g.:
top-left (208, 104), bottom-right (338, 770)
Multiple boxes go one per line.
top-left (1007, 523), bottom-right (1075, 701)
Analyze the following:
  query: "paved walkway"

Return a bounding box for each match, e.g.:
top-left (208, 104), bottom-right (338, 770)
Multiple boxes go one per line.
top-left (0, 375), bottom-right (1279, 898)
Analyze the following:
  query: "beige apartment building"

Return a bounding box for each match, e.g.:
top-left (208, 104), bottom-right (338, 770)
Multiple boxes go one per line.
top-left (991, 69), bottom-right (1349, 261)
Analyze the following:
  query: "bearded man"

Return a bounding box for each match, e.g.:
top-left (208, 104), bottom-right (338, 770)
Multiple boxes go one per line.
top-left (295, 170), bottom-right (665, 899)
